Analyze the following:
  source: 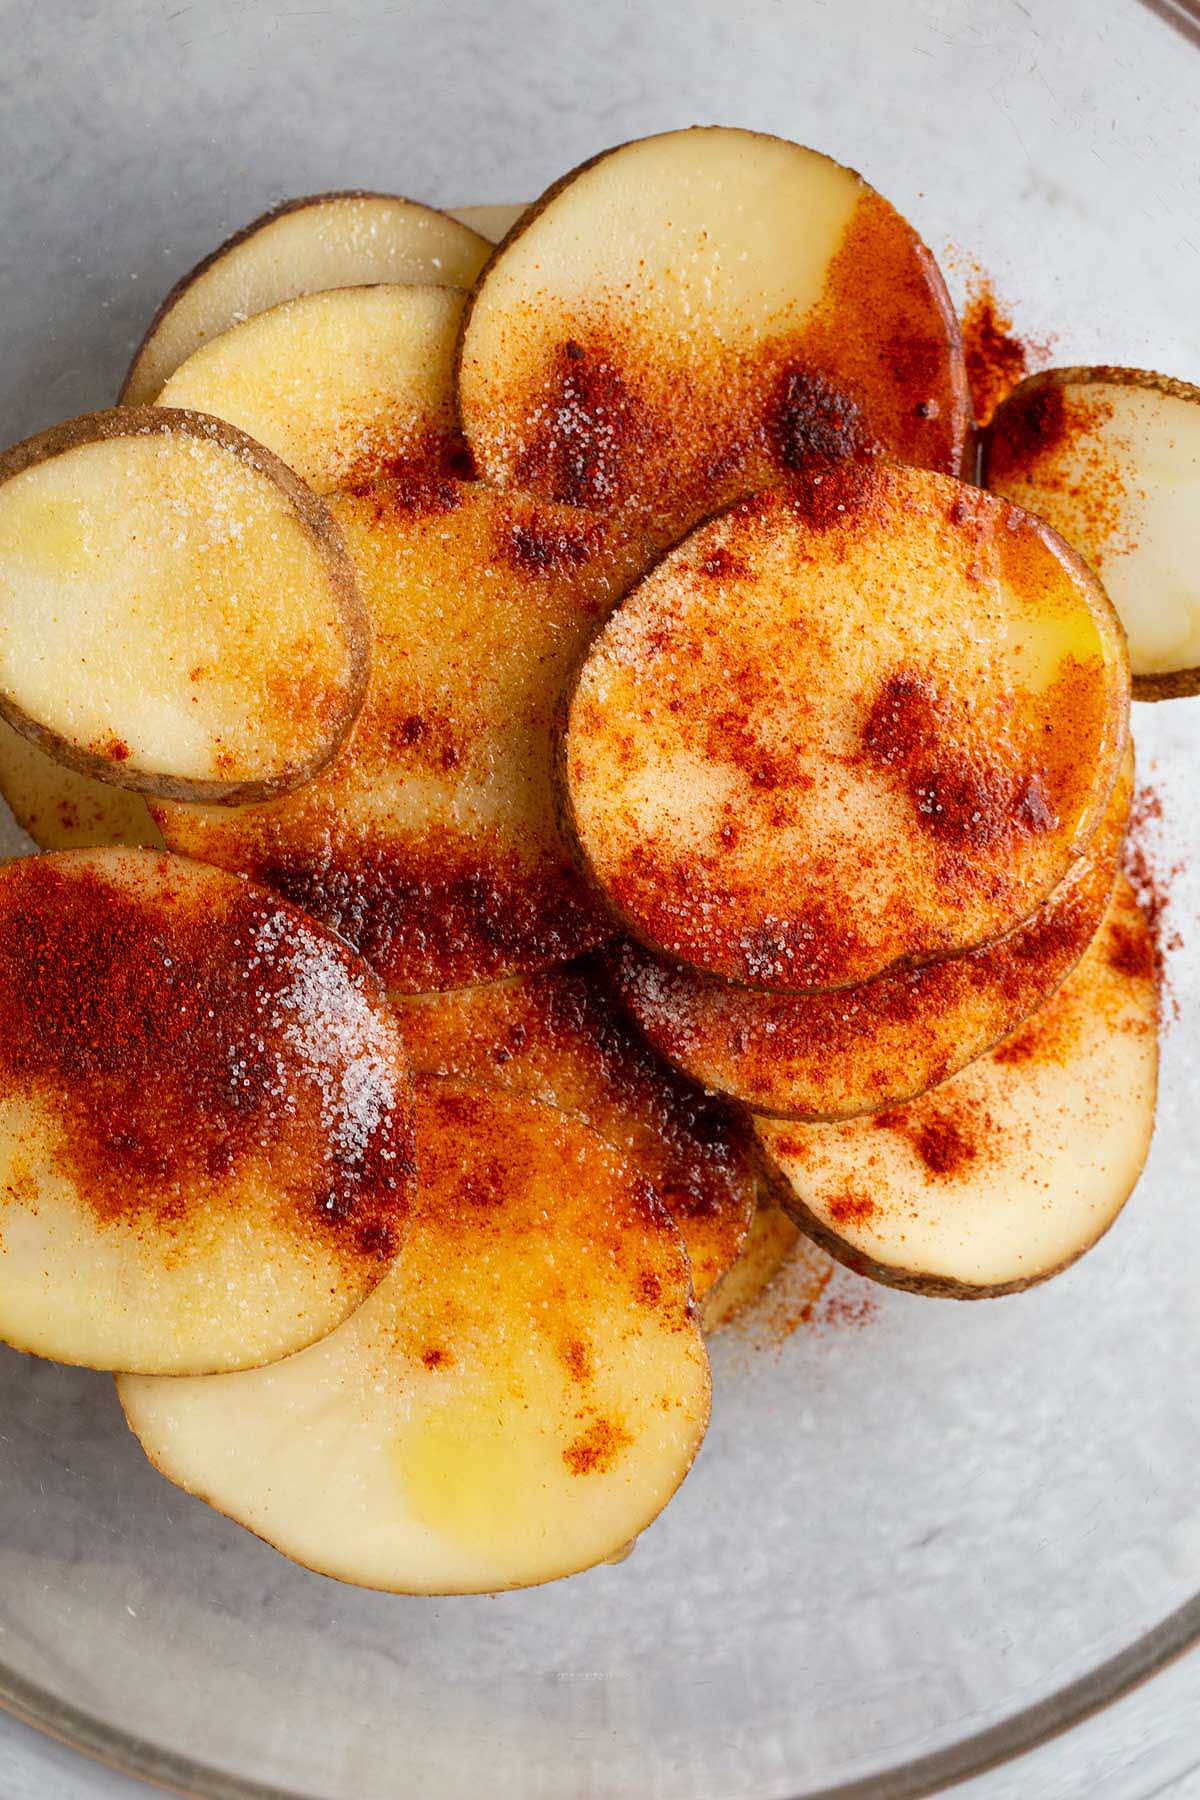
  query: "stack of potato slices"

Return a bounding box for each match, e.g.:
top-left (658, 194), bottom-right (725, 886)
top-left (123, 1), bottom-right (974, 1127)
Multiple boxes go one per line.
top-left (0, 127), bottom-right (1188, 1593)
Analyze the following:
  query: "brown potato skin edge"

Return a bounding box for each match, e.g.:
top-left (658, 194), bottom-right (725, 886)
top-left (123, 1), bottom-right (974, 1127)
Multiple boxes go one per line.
top-left (119, 190), bottom-right (491, 405)
top-left (553, 476), bottom-right (1131, 997)
top-left (453, 127), bottom-right (971, 483)
top-left (0, 406), bottom-right (370, 805)
top-left (754, 998), bottom-right (1159, 1301)
top-left (985, 364), bottom-right (1200, 703)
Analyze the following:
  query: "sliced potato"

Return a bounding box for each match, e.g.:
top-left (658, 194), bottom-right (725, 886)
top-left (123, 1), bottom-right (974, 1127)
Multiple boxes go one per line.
top-left (609, 745), bottom-right (1132, 1118)
top-left (756, 878), bottom-right (1158, 1297)
top-left (158, 285), bottom-right (463, 494)
top-left (395, 956), bottom-right (756, 1298)
top-left (0, 850), bottom-right (416, 1372)
top-left (459, 127), bottom-right (968, 535)
top-left (448, 203), bottom-right (527, 242)
top-left (119, 1080), bottom-right (711, 1593)
top-left (985, 367), bottom-right (1200, 699)
top-left (0, 408), bottom-right (367, 803)
top-left (0, 716), bottom-right (163, 851)
top-left (565, 464), bottom-right (1129, 992)
top-left (700, 1202), bottom-right (802, 1332)
top-left (121, 191), bottom-right (490, 404)
top-left (156, 479), bottom-right (641, 990)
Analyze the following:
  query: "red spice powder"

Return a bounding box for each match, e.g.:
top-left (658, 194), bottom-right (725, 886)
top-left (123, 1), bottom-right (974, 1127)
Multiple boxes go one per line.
top-left (722, 1239), bottom-right (878, 1357)
top-left (956, 269), bottom-right (1052, 429)
top-left (1124, 780), bottom-right (1183, 1018)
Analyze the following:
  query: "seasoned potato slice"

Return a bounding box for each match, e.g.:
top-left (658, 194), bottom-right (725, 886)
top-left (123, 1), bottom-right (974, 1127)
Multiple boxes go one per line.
top-left (700, 1202), bottom-right (802, 1333)
top-left (609, 746), bottom-right (1131, 1118)
top-left (0, 409), bottom-right (367, 803)
top-left (459, 128), bottom-right (968, 534)
top-left (155, 480), bottom-right (641, 990)
top-left (0, 850), bottom-right (415, 1372)
top-left (395, 956), bottom-right (756, 1297)
top-left (122, 191), bottom-right (490, 404)
top-left (985, 367), bottom-right (1200, 699)
top-left (119, 1080), bottom-right (710, 1593)
top-left (158, 285), bottom-right (463, 495)
top-left (448, 203), bottom-right (527, 242)
top-left (756, 879), bottom-right (1158, 1296)
top-left (565, 464), bottom-right (1129, 991)
top-left (0, 716), bottom-right (162, 851)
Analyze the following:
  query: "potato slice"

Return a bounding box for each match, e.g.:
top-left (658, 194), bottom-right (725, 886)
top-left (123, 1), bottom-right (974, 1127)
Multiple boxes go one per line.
top-left (985, 367), bottom-right (1200, 699)
top-left (121, 191), bottom-right (490, 404)
top-left (157, 285), bottom-right (463, 495)
top-left (565, 464), bottom-right (1129, 991)
top-left (0, 408), bottom-right (367, 803)
top-left (155, 479), bottom-right (641, 990)
top-left (755, 878), bottom-right (1158, 1296)
top-left (459, 128), bottom-right (968, 535)
top-left (395, 956), bottom-right (756, 1298)
top-left (609, 746), bottom-right (1132, 1119)
top-left (0, 716), bottom-right (163, 851)
top-left (0, 849), bottom-right (415, 1372)
top-left (700, 1202), bottom-right (802, 1333)
top-left (448, 203), bottom-right (527, 242)
top-left (118, 1080), bottom-right (711, 1593)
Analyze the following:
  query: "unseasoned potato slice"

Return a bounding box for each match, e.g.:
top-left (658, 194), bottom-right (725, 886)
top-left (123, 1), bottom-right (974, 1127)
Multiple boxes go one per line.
top-left (459, 128), bottom-right (968, 534)
top-left (0, 716), bottom-right (163, 851)
top-left (700, 1202), bottom-right (803, 1333)
top-left (158, 285), bottom-right (463, 494)
top-left (0, 850), bottom-right (415, 1372)
top-left (122, 191), bottom-right (490, 404)
top-left (119, 1080), bottom-right (710, 1593)
top-left (566, 464), bottom-right (1129, 991)
top-left (156, 480), bottom-right (641, 990)
top-left (395, 956), bottom-right (756, 1297)
top-left (449, 203), bottom-right (527, 242)
top-left (609, 746), bottom-right (1132, 1118)
top-left (985, 367), bottom-right (1200, 699)
top-left (0, 409), bottom-right (367, 803)
top-left (756, 879), bottom-right (1158, 1296)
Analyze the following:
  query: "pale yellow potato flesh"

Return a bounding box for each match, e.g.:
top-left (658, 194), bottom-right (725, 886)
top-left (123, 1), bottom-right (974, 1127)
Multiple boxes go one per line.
top-left (448, 203), bottom-right (527, 242)
top-left (122, 192), bottom-right (490, 404)
top-left (119, 1081), bottom-right (711, 1594)
top-left (155, 480), bottom-right (642, 990)
top-left (701, 1203), bottom-right (801, 1332)
top-left (0, 715), bottom-right (163, 851)
top-left (755, 879), bottom-right (1158, 1296)
top-left (459, 127), bottom-right (968, 534)
top-left (566, 465), bottom-right (1129, 991)
top-left (0, 413), bottom-right (366, 801)
top-left (157, 285), bottom-right (463, 495)
top-left (393, 957), bottom-right (757, 1298)
top-left (985, 368), bottom-right (1200, 695)
top-left (0, 850), bottom-right (416, 1372)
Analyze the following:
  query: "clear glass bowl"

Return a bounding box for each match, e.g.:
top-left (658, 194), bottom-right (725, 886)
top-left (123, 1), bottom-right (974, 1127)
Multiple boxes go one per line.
top-left (0, 1), bottom-right (1197, 1794)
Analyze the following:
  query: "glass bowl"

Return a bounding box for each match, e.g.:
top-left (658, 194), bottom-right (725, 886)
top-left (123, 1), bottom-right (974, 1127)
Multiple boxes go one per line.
top-left (0, 1), bottom-right (1197, 1793)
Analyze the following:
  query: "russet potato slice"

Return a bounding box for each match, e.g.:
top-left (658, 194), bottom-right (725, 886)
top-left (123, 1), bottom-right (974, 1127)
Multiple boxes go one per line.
top-left (118, 1080), bottom-right (711, 1594)
top-left (0, 850), bottom-right (416, 1372)
top-left (565, 463), bottom-right (1129, 992)
top-left (448, 203), bottom-right (527, 242)
top-left (121, 191), bottom-right (490, 404)
top-left (155, 479), bottom-right (643, 990)
top-left (458, 128), bottom-right (969, 535)
top-left (394, 955), bottom-right (757, 1298)
top-left (985, 366), bottom-right (1200, 699)
top-left (157, 285), bottom-right (464, 495)
top-left (0, 409), bottom-right (367, 803)
top-left (700, 1202), bottom-right (803, 1333)
top-left (608, 745), bottom-right (1132, 1119)
top-left (0, 715), bottom-right (163, 851)
top-left (755, 878), bottom-right (1158, 1297)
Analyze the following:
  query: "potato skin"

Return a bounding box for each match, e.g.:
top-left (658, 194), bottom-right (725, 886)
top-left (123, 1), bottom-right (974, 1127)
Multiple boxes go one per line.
top-left (0, 406), bottom-right (369, 806)
top-left (120, 190), bottom-right (490, 406)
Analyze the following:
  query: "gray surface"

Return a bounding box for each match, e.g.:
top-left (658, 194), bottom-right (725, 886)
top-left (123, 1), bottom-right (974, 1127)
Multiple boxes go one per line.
top-left (1, 0), bottom-right (1199, 1796)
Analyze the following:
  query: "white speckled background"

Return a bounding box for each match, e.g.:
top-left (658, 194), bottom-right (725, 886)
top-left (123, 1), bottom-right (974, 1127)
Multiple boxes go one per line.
top-left (1, 0), bottom-right (1199, 1795)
